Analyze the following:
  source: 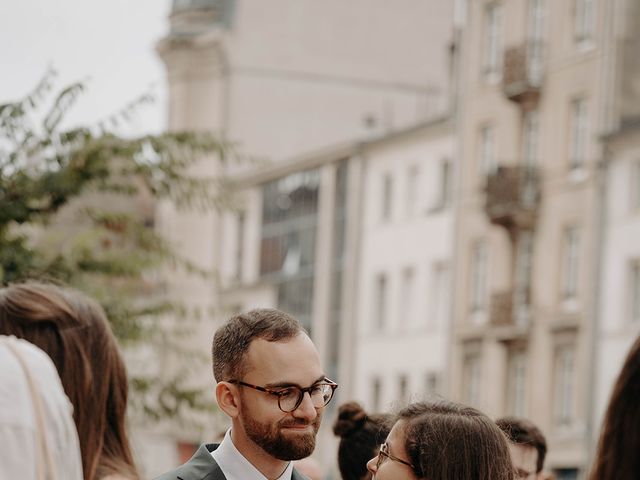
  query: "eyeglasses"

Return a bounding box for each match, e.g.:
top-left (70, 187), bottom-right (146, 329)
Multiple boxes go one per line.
top-left (376, 443), bottom-right (414, 470)
top-left (228, 378), bottom-right (338, 413)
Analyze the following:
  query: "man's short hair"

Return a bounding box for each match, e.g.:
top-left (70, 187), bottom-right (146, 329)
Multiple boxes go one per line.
top-left (212, 308), bottom-right (305, 382)
top-left (496, 416), bottom-right (548, 473)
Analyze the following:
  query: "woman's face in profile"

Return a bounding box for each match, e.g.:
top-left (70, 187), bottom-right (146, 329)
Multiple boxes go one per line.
top-left (366, 420), bottom-right (419, 480)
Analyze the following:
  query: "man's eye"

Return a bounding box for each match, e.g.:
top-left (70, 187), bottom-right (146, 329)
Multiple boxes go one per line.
top-left (309, 385), bottom-right (324, 395)
top-left (277, 388), bottom-right (298, 399)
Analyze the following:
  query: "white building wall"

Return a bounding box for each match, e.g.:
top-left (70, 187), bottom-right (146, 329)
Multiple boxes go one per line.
top-left (221, 0), bottom-right (453, 160)
top-left (354, 124), bottom-right (454, 412)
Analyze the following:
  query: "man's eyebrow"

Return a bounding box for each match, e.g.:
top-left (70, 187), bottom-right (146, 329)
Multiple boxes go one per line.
top-left (264, 375), bottom-right (327, 389)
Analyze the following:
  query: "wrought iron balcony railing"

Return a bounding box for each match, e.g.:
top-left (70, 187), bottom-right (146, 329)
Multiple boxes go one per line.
top-left (503, 41), bottom-right (544, 106)
top-left (485, 165), bottom-right (540, 232)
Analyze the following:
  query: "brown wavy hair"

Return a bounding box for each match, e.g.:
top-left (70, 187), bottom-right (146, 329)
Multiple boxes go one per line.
top-left (333, 401), bottom-right (394, 480)
top-left (0, 282), bottom-right (138, 480)
top-left (397, 401), bottom-right (514, 480)
top-left (496, 416), bottom-right (547, 473)
top-left (590, 335), bottom-right (640, 480)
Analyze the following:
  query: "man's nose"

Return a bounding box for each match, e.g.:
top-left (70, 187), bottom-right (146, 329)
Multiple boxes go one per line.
top-left (292, 391), bottom-right (318, 420)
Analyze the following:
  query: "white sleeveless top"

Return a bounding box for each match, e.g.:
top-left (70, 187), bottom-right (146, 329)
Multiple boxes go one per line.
top-left (0, 335), bottom-right (84, 480)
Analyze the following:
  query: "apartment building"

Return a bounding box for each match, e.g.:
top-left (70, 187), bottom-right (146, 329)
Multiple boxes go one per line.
top-left (450, 1), bottom-right (635, 478)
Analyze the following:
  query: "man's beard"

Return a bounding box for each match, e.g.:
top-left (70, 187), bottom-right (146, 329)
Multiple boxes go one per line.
top-left (240, 409), bottom-right (322, 460)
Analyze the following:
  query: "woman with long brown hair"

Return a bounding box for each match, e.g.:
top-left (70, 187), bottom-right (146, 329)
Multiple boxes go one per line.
top-left (367, 400), bottom-right (515, 480)
top-left (0, 282), bottom-right (138, 480)
top-left (590, 335), bottom-right (640, 480)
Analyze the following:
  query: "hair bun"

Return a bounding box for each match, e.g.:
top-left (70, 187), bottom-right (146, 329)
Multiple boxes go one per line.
top-left (333, 401), bottom-right (368, 438)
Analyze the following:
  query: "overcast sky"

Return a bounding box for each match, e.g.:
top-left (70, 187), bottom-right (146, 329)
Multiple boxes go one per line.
top-left (0, 0), bottom-right (170, 135)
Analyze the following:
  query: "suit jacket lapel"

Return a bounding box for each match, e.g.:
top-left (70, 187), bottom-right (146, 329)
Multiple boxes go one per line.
top-left (173, 443), bottom-right (309, 480)
top-left (291, 468), bottom-right (310, 480)
top-left (175, 444), bottom-right (226, 480)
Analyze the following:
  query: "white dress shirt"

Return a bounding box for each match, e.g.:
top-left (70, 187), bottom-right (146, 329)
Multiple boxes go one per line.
top-left (211, 429), bottom-right (293, 480)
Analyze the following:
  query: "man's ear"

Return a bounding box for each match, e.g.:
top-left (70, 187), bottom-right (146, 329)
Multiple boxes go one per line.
top-left (216, 382), bottom-right (241, 418)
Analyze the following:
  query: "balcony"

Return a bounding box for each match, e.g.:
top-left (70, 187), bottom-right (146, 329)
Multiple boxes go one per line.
top-left (485, 165), bottom-right (540, 232)
top-left (490, 291), bottom-right (513, 327)
top-left (502, 42), bottom-right (544, 107)
top-left (490, 291), bottom-right (530, 341)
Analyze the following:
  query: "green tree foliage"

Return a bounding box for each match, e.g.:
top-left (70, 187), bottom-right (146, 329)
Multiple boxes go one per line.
top-left (0, 69), bottom-right (234, 423)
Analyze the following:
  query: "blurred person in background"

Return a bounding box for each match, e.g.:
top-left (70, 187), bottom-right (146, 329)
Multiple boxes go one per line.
top-left (0, 282), bottom-right (139, 480)
top-left (332, 401), bottom-right (394, 480)
top-left (496, 416), bottom-right (547, 480)
top-left (367, 400), bottom-right (515, 480)
top-left (0, 335), bottom-right (83, 480)
top-left (589, 335), bottom-right (640, 480)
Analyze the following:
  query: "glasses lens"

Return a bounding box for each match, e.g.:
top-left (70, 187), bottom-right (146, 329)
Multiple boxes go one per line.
top-left (318, 383), bottom-right (335, 406)
top-left (278, 387), bottom-right (302, 412)
top-left (278, 383), bottom-right (336, 412)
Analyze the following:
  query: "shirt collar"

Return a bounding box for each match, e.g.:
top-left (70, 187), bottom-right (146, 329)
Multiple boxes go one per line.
top-left (211, 429), bottom-right (294, 480)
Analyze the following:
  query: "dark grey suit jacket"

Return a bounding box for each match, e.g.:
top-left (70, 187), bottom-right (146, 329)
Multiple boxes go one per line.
top-left (153, 443), bottom-right (310, 480)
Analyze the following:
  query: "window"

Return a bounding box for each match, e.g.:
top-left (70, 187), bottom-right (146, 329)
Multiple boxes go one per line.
top-left (327, 160), bottom-right (348, 378)
top-left (375, 273), bottom-right (388, 331)
top-left (507, 351), bottom-right (527, 416)
top-left (470, 241), bottom-right (489, 316)
top-left (382, 174), bottom-right (393, 221)
top-left (630, 261), bottom-right (640, 324)
top-left (482, 4), bottom-right (503, 81)
top-left (454, 0), bottom-right (468, 27)
top-left (631, 160), bottom-right (640, 211)
top-left (479, 125), bottom-right (496, 176)
top-left (398, 374), bottom-right (409, 404)
top-left (574, 0), bottom-right (595, 44)
top-left (523, 110), bottom-right (539, 169)
top-left (464, 353), bottom-right (482, 407)
top-left (514, 231), bottom-right (533, 326)
top-left (569, 98), bottom-right (588, 171)
top-left (436, 158), bottom-right (452, 209)
top-left (372, 377), bottom-right (382, 411)
top-left (429, 261), bottom-right (450, 331)
top-left (406, 166), bottom-right (419, 216)
top-left (561, 227), bottom-right (580, 302)
top-left (400, 267), bottom-right (415, 327)
top-left (425, 372), bottom-right (440, 396)
top-left (554, 344), bottom-right (575, 427)
top-left (527, 0), bottom-right (545, 83)
top-left (235, 211), bottom-right (246, 282)
top-left (260, 169), bottom-right (320, 332)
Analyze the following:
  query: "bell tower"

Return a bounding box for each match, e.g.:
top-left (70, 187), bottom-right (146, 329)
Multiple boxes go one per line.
top-left (157, 0), bottom-right (233, 133)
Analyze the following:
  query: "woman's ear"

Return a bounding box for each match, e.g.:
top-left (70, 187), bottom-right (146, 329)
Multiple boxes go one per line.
top-left (216, 382), bottom-right (241, 418)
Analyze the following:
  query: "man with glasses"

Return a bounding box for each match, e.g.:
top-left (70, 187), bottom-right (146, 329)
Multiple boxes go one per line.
top-left (496, 416), bottom-right (548, 480)
top-left (155, 308), bottom-right (338, 480)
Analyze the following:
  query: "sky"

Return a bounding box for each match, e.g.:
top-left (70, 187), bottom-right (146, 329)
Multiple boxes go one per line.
top-left (0, 0), bottom-right (171, 136)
